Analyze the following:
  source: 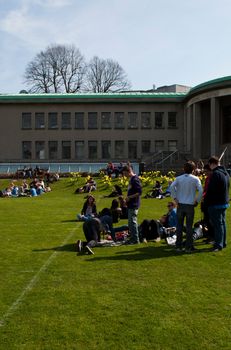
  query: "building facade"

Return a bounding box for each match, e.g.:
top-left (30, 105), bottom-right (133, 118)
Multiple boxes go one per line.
top-left (0, 76), bottom-right (231, 164)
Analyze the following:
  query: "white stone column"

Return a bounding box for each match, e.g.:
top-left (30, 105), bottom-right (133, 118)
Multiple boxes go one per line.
top-left (192, 103), bottom-right (201, 158)
top-left (210, 97), bottom-right (219, 156)
top-left (185, 106), bottom-right (191, 153)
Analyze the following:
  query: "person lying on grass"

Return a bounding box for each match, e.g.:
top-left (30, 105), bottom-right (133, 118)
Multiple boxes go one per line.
top-left (75, 177), bottom-right (97, 194)
top-left (76, 208), bottom-right (128, 255)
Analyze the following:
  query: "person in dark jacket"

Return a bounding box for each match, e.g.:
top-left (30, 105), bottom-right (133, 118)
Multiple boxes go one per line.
top-left (200, 164), bottom-right (214, 242)
top-left (204, 156), bottom-right (230, 252)
top-left (105, 185), bottom-right (123, 198)
top-left (77, 209), bottom-right (128, 255)
top-left (80, 217), bottom-right (102, 255)
top-left (122, 164), bottom-right (142, 244)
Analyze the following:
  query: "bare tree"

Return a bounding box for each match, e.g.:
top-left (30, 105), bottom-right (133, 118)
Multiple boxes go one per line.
top-left (24, 51), bottom-right (53, 93)
top-left (24, 44), bottom-right (85, 93)
top-left (46, 45), bottom-right (85, 93)
top-left (84, 56), bottom-right (131, 92)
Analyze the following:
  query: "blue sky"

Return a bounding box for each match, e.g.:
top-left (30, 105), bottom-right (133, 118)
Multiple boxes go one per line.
top-left (0, 0), bottom-right (231, 93)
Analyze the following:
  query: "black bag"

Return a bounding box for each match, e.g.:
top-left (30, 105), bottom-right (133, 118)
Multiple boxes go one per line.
top-left (139, 219), bottom-right (160, 241)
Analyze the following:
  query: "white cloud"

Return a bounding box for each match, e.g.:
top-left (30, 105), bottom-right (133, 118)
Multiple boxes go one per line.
top-left (1, 0), bottom-right (231, 92)
top-left (0, 0), bottom-right (69, 49)
top-left (33, 0), bottom-right (72, 8)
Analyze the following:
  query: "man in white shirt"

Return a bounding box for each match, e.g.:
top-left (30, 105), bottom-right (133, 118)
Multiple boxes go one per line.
top-left (170, 161), bottom-right (203, 253)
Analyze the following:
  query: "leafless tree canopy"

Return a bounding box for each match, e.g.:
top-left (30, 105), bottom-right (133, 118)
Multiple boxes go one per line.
top-left (24, 44), bottom-right (85, 93)
top-left (24, 45), bottom-right (131, 93)
top-left (84, 56), bottom-right (131, 92)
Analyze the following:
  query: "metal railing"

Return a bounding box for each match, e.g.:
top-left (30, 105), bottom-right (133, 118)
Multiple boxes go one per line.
top-left (154, 150), bottom-right (179, 171)
top-left (142, 151), bottom-right (164, 168)
top-left (0, 162), bottom-right (140, 175)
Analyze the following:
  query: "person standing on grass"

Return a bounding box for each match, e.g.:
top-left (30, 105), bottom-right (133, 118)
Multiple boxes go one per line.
top-left (170, 161), bottom-right (203, 253)
top-left (122, 164), bottom-right (142, 244)
top-left (204, 156), bottom-right (230, 252)
top-left (200, 163), bottom-right (214, 243)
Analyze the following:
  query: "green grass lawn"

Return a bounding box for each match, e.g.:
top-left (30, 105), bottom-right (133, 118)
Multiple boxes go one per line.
top-left (0, 177), bottom-right (231, 350)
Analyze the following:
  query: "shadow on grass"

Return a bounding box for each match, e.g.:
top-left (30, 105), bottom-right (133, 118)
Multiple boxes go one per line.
top-left (32, 242), bottom-right (213, 259)
top-left (33, 243), bottom-right (77, 253)
top-left (61, 219), bottom-right (78, 223)
top-left (86, 244), bottom-right (213, 262)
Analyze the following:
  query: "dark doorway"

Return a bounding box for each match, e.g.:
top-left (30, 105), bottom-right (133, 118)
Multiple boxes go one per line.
top-left (222, 105), bottom-right (231, 144)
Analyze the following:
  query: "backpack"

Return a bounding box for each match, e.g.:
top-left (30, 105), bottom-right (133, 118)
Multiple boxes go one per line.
top-left (139, 219), bottom-right (160, 241)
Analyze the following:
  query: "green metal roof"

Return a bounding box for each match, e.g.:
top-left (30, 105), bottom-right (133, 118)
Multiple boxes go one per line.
top-left (0, 91), bottom-right (186, 101)
top-left (1, 76), bottom-right (231, 103)
top-left (188, 75), bottom-right (231, 94)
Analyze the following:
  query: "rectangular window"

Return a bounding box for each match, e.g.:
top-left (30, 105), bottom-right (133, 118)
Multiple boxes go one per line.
top-left (141, 140), bottom-right (151, 154)
top-left (35, 141), bottom-right (45, 159)
top-left (88, 112), bottom-right (98, 129)
top-left (155, 140), bottom-right (164, 152)
top-left (101, 141), bottom-right (111, 159)
top-left (155, 112), bottom-right (164, 129)
top-left (62, 141), bottom-right (71, 159)
top-left (101, 112), bottom-right (111, 129)
top-left (75, 140), bottom-right (85, 159)
top-left (61, 112), bottom-right (71, 129)
top-left (22, 141), bottom-right (32, 159)
top-left (168, 140), bottom-right (178, 151)
top-left (168, 112), bottom-right (177, 128)
top-left (128, 112), bottom-right (138, 129)
top-left (88, 141), bottom-right (97, 159)
top-left (115, 140), bottom-right (125, 158)
top-left (48, 141), bottom-right (58, 160)
top-left (22, 113), bottom-right (32, 129)
top-left (48, 113), bottom-right (58, 129)
top-left (114, 112), bottom-right (125, 129)
top-left (141, 112), bottom-right (151, 129)
top-left (128, 140), bottom-right (137, 159)
top-left (75, 112), bottom-right (84, 129)
top-left (35, 113), bottom-right (45, 129)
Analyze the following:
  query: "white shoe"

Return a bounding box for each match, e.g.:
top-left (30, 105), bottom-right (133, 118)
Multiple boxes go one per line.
top-left (85, 246), bottom-right (94, 255)
top-left (76, 240), bottom-right (82, 252)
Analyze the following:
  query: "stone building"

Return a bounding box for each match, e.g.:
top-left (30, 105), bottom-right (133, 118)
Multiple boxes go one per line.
top-left (0, 76), bottom-right (230, 166)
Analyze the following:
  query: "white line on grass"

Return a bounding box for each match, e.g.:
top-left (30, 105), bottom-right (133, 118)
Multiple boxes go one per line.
top-left (0, 227), bottom-right (77, 327)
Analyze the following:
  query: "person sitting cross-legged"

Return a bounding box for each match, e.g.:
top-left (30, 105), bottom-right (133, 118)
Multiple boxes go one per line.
top-left (77, 195), bottom-right (97, 221)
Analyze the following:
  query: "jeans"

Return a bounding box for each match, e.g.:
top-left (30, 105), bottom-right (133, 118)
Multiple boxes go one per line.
top-left (113, 225), bottom-right (129, 233)
top-left (176, 203), bottom-right (195, 249)
top-left (128, 208), bottom-right (139, 243)
top-left (208, 206), bottom-right (227, 250)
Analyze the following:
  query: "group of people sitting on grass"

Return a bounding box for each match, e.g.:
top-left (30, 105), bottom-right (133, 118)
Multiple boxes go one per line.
top-left (76, 199), bottom-right (180, 255)
top-left (77, 193), bottom-right (128, 223)
top-left (144, 180), bottom-right (173, 199)
top-left (15, 165), bottom-right (59, 183)
top-left (0, 178), bottom-right (52, 198)
top-left (104, 162), bottom-right (125, 178)
top-left (76, 156), bottom-right (230, 255)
